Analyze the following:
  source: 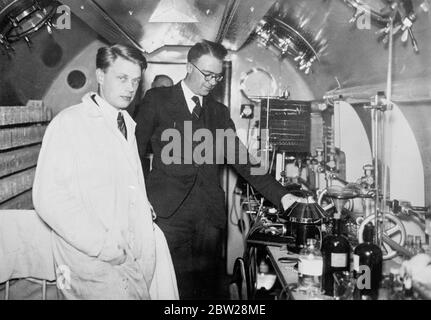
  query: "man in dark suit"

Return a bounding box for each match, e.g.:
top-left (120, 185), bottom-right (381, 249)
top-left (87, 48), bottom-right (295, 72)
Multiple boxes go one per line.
top-left (140, 74), bottom-right (175, 178)
top-left (135, 40), bottom-right (300, 299)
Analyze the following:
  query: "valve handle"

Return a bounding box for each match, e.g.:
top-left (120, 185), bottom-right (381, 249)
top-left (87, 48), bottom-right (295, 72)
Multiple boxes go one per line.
top-left (357, 213), bottom-right (406, 260)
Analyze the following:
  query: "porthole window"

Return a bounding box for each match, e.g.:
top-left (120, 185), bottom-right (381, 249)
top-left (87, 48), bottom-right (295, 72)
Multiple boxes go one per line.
top-left (67, 70), bottom-right (87, 90)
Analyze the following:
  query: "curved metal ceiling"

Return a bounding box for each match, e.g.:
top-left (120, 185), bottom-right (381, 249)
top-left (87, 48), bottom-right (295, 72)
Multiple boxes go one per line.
top-left (5, 0), bottom-right (427, 99)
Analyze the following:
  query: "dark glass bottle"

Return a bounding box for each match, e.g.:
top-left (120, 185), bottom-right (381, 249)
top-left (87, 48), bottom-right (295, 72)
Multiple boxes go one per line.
top-left (353, 223), bottom-right (383, 300)
top-left (321, 218), bottom-right (351, 296)
top-left (388, 268), bottom-right (404, 300)
top-left (402, 276), bottom-right (414, 300)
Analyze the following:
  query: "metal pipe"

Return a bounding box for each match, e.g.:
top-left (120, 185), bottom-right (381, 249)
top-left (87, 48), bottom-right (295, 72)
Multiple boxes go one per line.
top-left (222, 60), bottom-right (232, 215)
top-left (379, 19), bottom-right (394, 248)
top-left (372, 107), bottom-right (379, 243)
top-left (222, 61), bottom-right (232, 109)
top-left (386, 19), bottom-right (394, 104)
top-left (382, 234), bottom-right (413, 259)
top-left (215, 0), bottom-right (241, 43)
top-left (371, 99), bottom-right (387, 246)
top-left (281, 151), bottom-right (286, 186)
top-left (219, 60), bottom-right (232, 263)
top-left (377, 109), bottom-right (384, 247)
top-left (323, 77), bottom-right (431, 104)
top-left (265, 87), bottom-right (271, 173)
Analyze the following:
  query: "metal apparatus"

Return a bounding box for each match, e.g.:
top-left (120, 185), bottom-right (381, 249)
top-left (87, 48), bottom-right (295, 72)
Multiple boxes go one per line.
top-left (254, 16), bottom-right (320, 75)
top-left (357, 213), bottom-right (406, 259)
top-left (283, 194), bottom-right (327, 251)
top-left (359, 17), bottom-right (396, 253)
top-left (0, 0), bottom-right (57, 52)
top-left (343, 0), bottom-right (420, 52)
top-left (324, 185), bottom-right (358, 219)
top-left (316, 18), bottom-right (408, 260)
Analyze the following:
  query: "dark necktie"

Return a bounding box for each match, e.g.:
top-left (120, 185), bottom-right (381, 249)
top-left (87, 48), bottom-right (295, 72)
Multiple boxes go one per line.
top-left (191, 96), bottom-right (202, 121)
top-left (117, 112), bottom-right (127, 140)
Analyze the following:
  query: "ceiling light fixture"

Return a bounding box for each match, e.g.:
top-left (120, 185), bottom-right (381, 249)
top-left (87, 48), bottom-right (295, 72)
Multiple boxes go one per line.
top-left (148, 0), bottom-right (199, 23)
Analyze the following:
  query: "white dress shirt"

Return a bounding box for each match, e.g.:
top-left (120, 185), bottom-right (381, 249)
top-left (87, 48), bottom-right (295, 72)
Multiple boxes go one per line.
top-left (181, 80), bottom-right (203, 115)
top-left (93, 94), bottom-right (135, 147)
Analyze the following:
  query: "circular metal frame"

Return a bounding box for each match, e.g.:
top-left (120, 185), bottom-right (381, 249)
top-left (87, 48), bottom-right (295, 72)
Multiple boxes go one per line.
top-left (254, 16), bottom-right (320, 75)
top-left (239, 67), bottom-right (278, 103)
top-left (271, 17), bottom-right (320, 63)
top-left (317, 188), bottom-right (354, 213)
top-left (0, 0), bottom-right (56, 44)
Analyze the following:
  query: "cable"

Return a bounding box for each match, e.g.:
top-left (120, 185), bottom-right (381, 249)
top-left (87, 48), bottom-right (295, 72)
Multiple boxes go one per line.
top-left (229, 187), bottom-right (250, 244)
top-left (269, 144), bottom-right (277, 174)
top-left (246, 118), bottom-right (252, 150)
top-left (229, 188), bottom-right (240, 226)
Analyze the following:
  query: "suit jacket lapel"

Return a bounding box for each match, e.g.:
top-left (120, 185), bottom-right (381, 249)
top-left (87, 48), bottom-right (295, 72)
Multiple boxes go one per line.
top-left (202, 95), bottom-right (220, 131)
top-left (165, 83), bottom-right (192, 124)
top-left (163, 84), bottom-right (196, 159)
top-left (165, 83), bottom-right (220, 128)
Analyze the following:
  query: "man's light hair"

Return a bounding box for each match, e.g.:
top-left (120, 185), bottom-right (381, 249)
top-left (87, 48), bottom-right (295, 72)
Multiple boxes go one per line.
top-left (96, 44), bottom-right (147, 71)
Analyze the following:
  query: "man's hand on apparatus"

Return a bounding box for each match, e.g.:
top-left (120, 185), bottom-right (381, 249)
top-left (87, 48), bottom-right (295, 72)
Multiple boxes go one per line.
top-left (400, 253), bottom-right (431, 287)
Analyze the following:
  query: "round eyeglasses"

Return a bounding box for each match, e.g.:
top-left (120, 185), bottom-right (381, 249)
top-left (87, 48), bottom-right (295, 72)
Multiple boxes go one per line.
top-left (191, 62), bottom-right (224, 82)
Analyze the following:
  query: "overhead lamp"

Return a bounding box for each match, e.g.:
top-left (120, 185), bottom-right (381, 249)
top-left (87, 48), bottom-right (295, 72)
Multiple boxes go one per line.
top-left (148, 0), bottom-right (199, 23)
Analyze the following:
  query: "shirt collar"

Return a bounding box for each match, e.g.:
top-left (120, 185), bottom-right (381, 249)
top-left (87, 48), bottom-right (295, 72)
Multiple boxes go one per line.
top-left (90, 93), bottom-right (136, 127)
top-left (181, 80), bottom-right (203, 107)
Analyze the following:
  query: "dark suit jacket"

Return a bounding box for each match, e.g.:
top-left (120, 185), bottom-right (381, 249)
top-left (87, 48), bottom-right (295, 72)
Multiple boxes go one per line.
top-left (134, 83), bottom-right (287, 224)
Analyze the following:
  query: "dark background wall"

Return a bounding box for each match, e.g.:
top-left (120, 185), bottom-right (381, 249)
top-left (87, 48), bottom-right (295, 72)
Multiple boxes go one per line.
top-left (0, 15), bottom-right (103, 106)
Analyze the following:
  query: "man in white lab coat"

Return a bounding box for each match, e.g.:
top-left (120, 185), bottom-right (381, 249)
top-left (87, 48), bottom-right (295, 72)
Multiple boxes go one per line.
top-left (33, 44), bottom-right (178, 299)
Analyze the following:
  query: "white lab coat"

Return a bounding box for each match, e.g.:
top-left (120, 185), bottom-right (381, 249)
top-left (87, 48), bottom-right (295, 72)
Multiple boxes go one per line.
top-left (33, 93), bottom-right (178, 299)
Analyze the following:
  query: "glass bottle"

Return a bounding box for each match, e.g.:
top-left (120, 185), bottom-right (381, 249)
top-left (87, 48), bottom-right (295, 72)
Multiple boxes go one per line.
top-left (255, 256), bottom-right (275, 298)
top-left (297, 238), bottom-right (323, 297)
top-left (406, 235), bottom-right (414, 255)
top-left (378, 274), bottom-right (391, 300)
top-left (353, 223), bottom-right (383, 300)
top-left (388, 268), bottom-right (404, 300)
top-left (321, 217), bottom-right (351, 296)
top-left (258, 258), bottom-right (269, 275)
top-left (403, 275), bottom-right (414, 300)
top-left (415, 236), bottom-right (425, 254)
top-left (315, 148), bottom-right (326, 190)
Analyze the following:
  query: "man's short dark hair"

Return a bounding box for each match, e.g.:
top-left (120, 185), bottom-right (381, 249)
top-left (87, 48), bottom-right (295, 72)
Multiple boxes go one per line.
top-left (96, 44), bottom-right (147, 71)
top-left (153, 74), bottom-right (173, 83)
top-left (151, 74), bottom-right (174, 88)
top-left (187, 40), bottom-right (228, 63)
